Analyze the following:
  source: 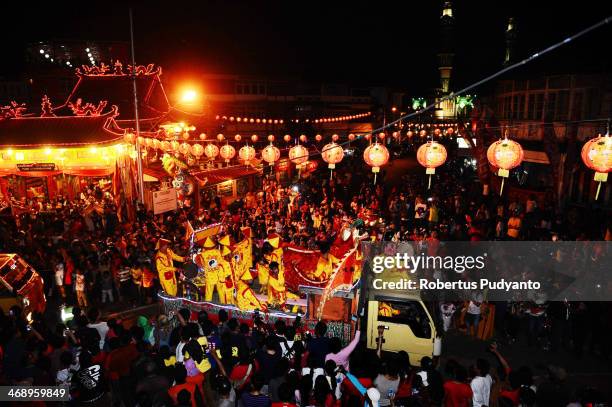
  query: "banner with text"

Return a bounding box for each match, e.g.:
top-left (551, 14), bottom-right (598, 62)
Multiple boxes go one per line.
top-left (361, 241), bottom-right (611, 302)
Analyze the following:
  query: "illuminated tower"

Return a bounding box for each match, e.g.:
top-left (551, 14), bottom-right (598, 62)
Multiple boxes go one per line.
top-left (435, 1), bottom-right (455, 119)
top-left (504, 18), bottom-right (516, 66)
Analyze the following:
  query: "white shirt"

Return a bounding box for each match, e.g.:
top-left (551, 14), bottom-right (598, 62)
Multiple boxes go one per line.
top-left (55, 264), bottom-right (65, 286)
top-left (470, 374), bottom-right (492, 407)
top-left (176, 341), bottom-right (186, 362)
top-left (467, 301), bottom-right (481, 315)
top-left (88, 322), bottom-right (109, 350)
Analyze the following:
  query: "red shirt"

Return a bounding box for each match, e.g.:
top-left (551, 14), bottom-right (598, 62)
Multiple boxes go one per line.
top-left (105, 344), bottom-right (139, 380)
top-left (168, 382), bottom-right (197, 407)
top-left (443, 380), bottom-right (473, 407)
top-left (500, 388), bottom-right (520, 405)
top-left (271, 403), bottom-right (298, 407)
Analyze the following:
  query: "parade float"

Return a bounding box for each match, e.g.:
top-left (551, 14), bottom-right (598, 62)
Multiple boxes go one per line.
top-left (157, 218), bottom-right (368, 342)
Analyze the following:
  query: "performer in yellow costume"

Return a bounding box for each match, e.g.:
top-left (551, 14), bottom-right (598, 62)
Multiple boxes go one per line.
top-left (230, 228), bottom-right (266, 311)
top-left (195, 237), bottom-right (234, 304)
top-left (267, 261), bottom-right (287, 308)
top-left (155, 238), bottom-right (185, 297)
top-left (256, 234), bottom-right (284, 294)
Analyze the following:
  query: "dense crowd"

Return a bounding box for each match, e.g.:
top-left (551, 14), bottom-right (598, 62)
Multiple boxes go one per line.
top-left (0, 154), bottom-right (611, 406)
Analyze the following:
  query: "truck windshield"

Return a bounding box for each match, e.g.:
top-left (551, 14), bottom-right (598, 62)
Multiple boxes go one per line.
top-left (377, 300), bottom-right (432, 339)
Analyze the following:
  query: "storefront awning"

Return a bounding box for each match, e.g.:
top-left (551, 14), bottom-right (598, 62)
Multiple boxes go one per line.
top-left (190, 165), bottom-right (261, 186)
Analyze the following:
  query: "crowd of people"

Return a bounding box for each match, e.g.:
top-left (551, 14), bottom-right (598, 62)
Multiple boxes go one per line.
top-left (0, 152), bottom-right (611, 406)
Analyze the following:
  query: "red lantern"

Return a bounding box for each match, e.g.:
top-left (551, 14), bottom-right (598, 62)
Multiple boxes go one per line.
top-left (364, 134), bottom-right (371, 141)
top-left (191, 143), bottom-right (204, 158)
top-left (299, 134), bottom-right (307, 143)
top-left (419, 129), bottom-right (427, 137)
top-left (217, 133), bottom-right (225, 142)
top-left (486, 137), bottom-right (524, 194)
top-left (268, 134), bottom-right (275, 143)
top-left (284, 134), bottom-right (292, 143)
top-left (251, 134), bottom-right (259, 143)
top-left (220, 144), bottom-right (236, 164)
top-left (331, 134), bottom-right (339, 142)
top-left (178, 142), bottom-right (190, 155)
top-left (315, 134), bottom-right (322, 142)
top-left (204, 144), bottom-right (219, 160)
top-left (322, 142), bottom-right (344, 179)
top-left (363, 142), bottom-right (389, 184)
top-left (348, 134), bottom-right (355, 141)
top-left (416, 141), bottom-right (447, 189)
top-left (239, 145), bottom-right (256, 164)
top-left (446, 127), bottom-right (454, 136)
top-left (199, 133), bottom-right (207, 140)
top-left (289, 144), bottom-right (309, 166)
top-left (581, 134), bottom-right (612, 199)
top-left (124, 132), bottom-right (135, 144)
top-left (407, 130), bottom-right (414, 138)
top-left (234, 134), bottom-right (242, 142)
top-left (262, 144), bottom-right (280, 166)
top-left (434, 128), bottom-right (441, 136)
top-left (378, 132), bottom-right (385, 140)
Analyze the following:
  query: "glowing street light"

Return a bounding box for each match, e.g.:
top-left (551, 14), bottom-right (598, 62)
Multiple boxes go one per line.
top-left (180, 89), bottom-right (198, 104)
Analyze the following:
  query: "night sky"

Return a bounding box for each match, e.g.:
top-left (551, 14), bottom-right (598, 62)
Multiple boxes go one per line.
top-left (1, 0), bottom-right (611, 94)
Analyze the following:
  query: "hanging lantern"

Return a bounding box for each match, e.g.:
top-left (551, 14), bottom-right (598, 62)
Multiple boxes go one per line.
top-left (170, 140), bottom-right (180, 151)
top-left (235, 134), bottom-right (242, 142)
top-left (392, 132), bottom-right (399, 139)
top-left (581, 133), bottom-right (612, 200)
top-left (407, 130), bottom-right (414, 138)
top-left (268, 134), bottom-right (275, 142)
top-left (331, 134), bottom-right (339, 142)
top-left (217, 133), bottom-right (225, 142)
top-left (124, 132), bottom-right (135, 144)
top-left (378, 132), bottom-right (385, 140)
top-left (289, 144), bottom-right (309, 167)
top-left (364, 134), bottom-right (371, 141)
top-left (416, 141), bottom-right (447, 189)
top-left (251, 134), bottom-right (259, 143)
top-left (182, 132), bottom-right (190, 140)
top-left (419, 129), bottom-right (427, 137)
top-left (161, 140), bottom-right (171, 152)
top-left (220, 144), bottom-right (236, 164)
top-left (299, 135), bottom-right (307, 143)
top-left (315, 134), bottom-right (322, 142)
top-left (204, 144), bottom-right (219, 160)
top-left (178, 142), bottom-right (190, 155)
top-left (191, 143), bottom-right (204, 158)
top-left (199, 133), bottom-right (207, 140)
top-left (239, 145), bottom-right (256, 164)
top-left (434, 128), bottom-right (441, 136)
top-left (322, 142), bottom-right (344, 179)
top-left (446, 127), bottom-right (455, 135)
top-left (486, 137), bottom-right (524, 195)
top-left (262, 144), bottom-right (280, 166)
top-left (363, 143), bottom-right (390, 184)
top-left (348, 133), bottom-right (355, 141)
top-left (284, 134), bottom-right (292, 143)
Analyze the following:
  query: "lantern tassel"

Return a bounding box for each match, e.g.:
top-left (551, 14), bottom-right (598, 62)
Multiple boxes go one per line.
top-left (500, 178), bottom-right (505, 195)
top-left (373, 173), bottom-right (377, 185)
top-left (596, 181), bottom-right (602, 200)
top-left (298, 166), bottom-right (301, 179)
top-left (428, 175), bottom-right (432, 189)
top-left (330, 169), bottom-right (333, 180)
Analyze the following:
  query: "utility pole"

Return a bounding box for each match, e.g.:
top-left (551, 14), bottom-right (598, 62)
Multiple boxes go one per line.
top-left (129, 8), bottom-right (145, 204)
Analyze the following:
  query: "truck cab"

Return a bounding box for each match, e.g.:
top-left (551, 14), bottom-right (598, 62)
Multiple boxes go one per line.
top-left (366, 294), bottom-right (438, 365)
